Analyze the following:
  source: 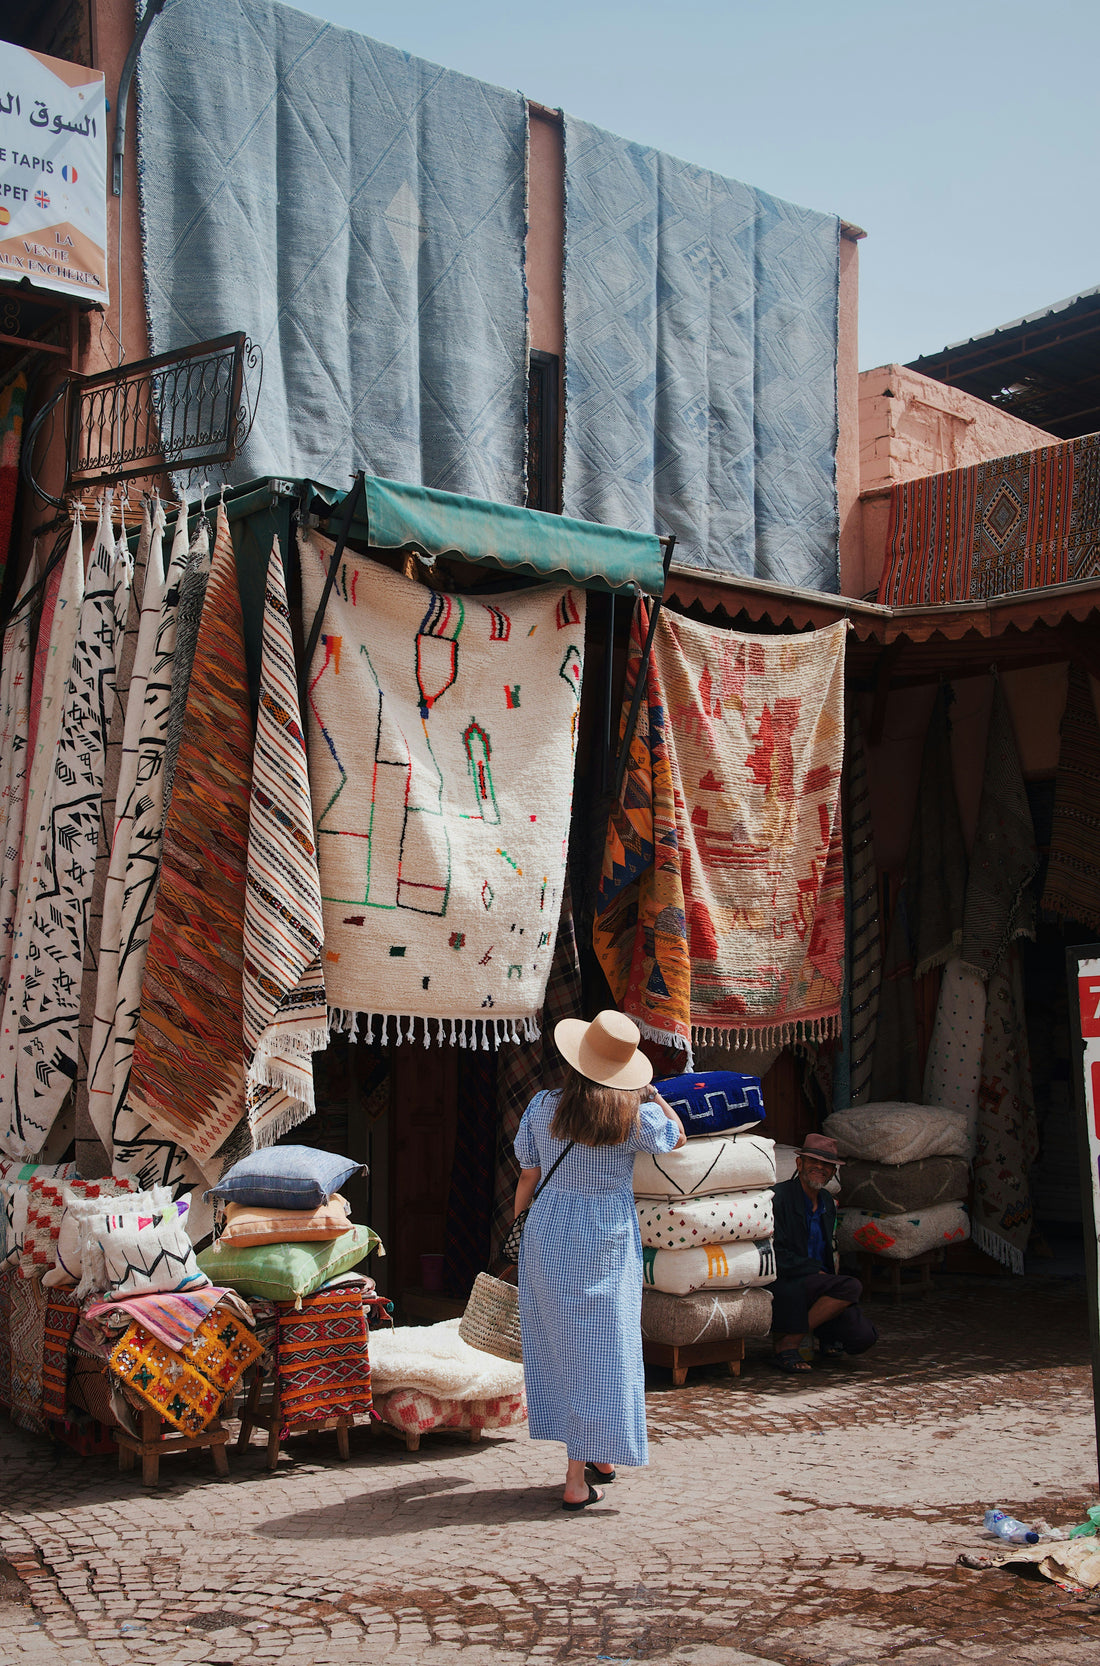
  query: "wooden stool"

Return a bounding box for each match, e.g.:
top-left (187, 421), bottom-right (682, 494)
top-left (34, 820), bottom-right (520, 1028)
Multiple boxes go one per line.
top-left (236, 1359), bottom-right (354, 1470)
top-left (643, 1335), bottom-right (745, 1387)
top-left (116, 1404), bottom-right (230, 1486)
top-left (858, 1248), bottom-right (942, 1301)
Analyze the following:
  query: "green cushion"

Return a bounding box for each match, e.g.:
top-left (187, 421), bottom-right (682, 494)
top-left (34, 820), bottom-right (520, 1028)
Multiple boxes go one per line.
top-left (197, 1223), bottom-right (380, 1302)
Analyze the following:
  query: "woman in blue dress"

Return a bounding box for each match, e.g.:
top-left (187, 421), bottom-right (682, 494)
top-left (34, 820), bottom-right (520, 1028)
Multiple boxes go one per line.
top-left (513, 1010), bottom-right (686, 1511)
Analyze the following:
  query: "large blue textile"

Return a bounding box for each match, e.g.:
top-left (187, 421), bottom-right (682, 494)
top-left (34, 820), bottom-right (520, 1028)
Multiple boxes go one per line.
top-left (563, 117), bottom-right (840, 590)
top-left (137, 0), bottom-right (528, 501)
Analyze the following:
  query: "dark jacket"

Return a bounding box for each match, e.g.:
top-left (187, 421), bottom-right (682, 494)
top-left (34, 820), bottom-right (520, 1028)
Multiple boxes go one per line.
top-left (772, 1173), bottom-right (837, 1282)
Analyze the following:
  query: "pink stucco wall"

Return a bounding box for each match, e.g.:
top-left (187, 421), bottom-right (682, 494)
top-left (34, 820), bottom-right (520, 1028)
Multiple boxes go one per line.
top-left (857, 364), bottom-right (1057, 597)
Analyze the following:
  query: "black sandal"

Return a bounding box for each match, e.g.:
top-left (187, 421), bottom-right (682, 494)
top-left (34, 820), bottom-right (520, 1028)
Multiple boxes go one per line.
top-left (585, 1463), bottom-right (616, 1483)
top-left (772, 1348), bottom-right (811, 1374)
top-left (562, 1483), bottom-right (604, 1512)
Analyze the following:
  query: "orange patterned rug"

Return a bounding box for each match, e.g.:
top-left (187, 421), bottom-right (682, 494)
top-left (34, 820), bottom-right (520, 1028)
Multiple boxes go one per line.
top-left (128, 505), bottom-right (253, 1175)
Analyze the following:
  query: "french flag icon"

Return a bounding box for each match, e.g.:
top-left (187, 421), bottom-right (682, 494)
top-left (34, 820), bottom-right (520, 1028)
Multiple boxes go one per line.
top-left (62, 164), bottom-right (78, 183)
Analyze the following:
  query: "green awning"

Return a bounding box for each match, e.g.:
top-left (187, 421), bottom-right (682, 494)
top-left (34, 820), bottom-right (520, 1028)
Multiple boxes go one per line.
top-left (356, 475), bottom-right (664, 592)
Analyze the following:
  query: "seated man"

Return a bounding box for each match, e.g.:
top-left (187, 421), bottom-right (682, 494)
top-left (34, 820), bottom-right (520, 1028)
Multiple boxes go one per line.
top-left (771, 1132), bottom-right (877, 1373)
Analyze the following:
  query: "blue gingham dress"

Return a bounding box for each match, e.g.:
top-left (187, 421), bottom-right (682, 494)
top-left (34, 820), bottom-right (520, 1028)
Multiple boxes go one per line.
top-left (514, 1089), bottom-right (679, 1466)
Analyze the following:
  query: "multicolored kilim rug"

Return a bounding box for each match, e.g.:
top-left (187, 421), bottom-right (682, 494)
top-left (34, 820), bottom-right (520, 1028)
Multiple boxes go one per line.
top-left (243, 538), bottom-right (327, 1148)
top-left (8, 1270), bottom-right (47, 1434)
top-left (275, 1285), bottom-right (372, 1428)
top-left (0, 1266), bottom-right (12, 1408)
top-left (300, 530), bottom-right (586, 1047)
top-left (596, 604), bottom-right (847, 1054)
top-left (0, 375), bottom-right (25, 599)
top-left (878, 432), bottom-right (1100, 605)
top-left (40, 1289), bottom-right (80, 1420)
top-left (128, 505), bottom-right (254, 1177)
top-left (1042, 666), bottom-right (1100, 931)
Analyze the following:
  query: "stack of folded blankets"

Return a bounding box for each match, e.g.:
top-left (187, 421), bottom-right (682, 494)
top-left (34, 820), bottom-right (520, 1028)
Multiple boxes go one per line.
top-left (197, 1145), bottom-right (382, 1306)
top-left (369, 1318), bottom-right (527, 1445)
top-left (635, 1072), bottom-right (776, 1352)
top-left (823, 1103), bottom-right (972, 1261)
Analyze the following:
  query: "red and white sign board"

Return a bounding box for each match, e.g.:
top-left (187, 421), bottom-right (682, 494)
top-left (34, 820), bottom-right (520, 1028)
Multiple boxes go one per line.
top-left (1070, 949), bottom-right (1100, 1485)
top-left (0, 42), bottom-right (108, 302)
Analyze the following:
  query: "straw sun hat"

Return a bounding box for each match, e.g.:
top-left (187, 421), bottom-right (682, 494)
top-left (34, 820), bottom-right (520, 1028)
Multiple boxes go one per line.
top-left (553, 1010), bottom-right (653, 1091)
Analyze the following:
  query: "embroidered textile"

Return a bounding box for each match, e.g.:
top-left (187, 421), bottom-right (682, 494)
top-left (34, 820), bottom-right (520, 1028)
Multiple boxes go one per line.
top-left (972, 951), bottom-right (1038, 1273)
top-left (41, 1288), bottom-right (80, 1419)
top-left (104, 518), bottom-right (202, 1194)
top-left (0, 517), bottom-right (83, 1157)
top-left (846, 715), bottom-right (880, 1103)
top-left (0, 374), bottom-right (25, 593)
top-left (596, 605), bottom-right (846, 1053)
top-left (12, 507), bottom-right (126, 1152)
top-left (0, 558), bottom-right (37, 999)
top-left (129, 507), bottom-right (253, 1175)
top-left (48, 1182), bottom-right (172, 1290)
top-left (959, 682), bottom-right (1037, 979)
top-left (301, 531), bottom-right (585, 1044)
top-left (82, 504), bottom-right (166, 1154)
top-left (138, 2), bottom-right (528, 499)
top-left (274, 1285), bottom-right (372, 1426)
top-left (562, 117), bottom-right (840, 588)
top-left (9, 1271), bottom-right (47, 1433)
top-left (906, 686), bottom-right (967, 978)
top-left (879, 432), bottom-right (1100, 605)
top-left (108, 1304), bottom-right (261, 1432)
top-left (244, 539), bottom-right (327, 1147)
top-left (1042, 667), bottom-right (1100, 930)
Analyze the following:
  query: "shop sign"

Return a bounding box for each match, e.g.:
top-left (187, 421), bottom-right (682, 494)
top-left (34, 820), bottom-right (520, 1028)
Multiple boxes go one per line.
top-left (0, 41), bottom-right (108, 302)
top-left (1068, 946), bottom-right (1100, 1485)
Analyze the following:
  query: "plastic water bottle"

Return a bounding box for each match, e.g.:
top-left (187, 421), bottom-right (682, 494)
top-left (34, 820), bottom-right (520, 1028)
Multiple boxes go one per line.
top-left (984, 1508), bottom-right (1039, 1545)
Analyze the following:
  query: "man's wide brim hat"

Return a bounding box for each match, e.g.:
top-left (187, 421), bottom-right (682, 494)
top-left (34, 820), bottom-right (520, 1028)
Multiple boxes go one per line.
top-left (554, 1010), bottom-right (654, 1091)
top-left (795, 1132), bottom-right (844, 1167)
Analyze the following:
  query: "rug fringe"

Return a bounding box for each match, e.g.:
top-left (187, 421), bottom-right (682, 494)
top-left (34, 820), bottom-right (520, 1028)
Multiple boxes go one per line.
top-left (971, 1220), bottom-right (1025, 1275)
top-left (326, 1007), bottom-right (540, 1050)
top-left (249, 1096), bottom-right (315, 1150)
top-left (689, 1014), bottom-right (842, 1052)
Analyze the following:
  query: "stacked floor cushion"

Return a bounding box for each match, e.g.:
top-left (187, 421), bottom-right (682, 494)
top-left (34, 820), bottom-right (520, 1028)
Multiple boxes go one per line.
top-left (836, 1201), bottom-right (970, 1260)
top-left (652, 1071), bottom-right (765, 1138)
top-left (824, 1104), bottom-right (971, 1259)
top-left (634, 1124), bottom-right (776, 1337)
top-left (368, 1318), bottom-right (527, 1440)
top-left (641, 1286), bottom-right (773, 1346)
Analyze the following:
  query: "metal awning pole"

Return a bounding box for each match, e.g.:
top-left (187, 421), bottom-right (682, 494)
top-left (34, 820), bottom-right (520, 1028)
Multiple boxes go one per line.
top-left (611, 535), bottom-right (675, 803)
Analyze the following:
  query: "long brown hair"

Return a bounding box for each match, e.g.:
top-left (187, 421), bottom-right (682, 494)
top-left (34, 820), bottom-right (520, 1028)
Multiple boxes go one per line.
top-left (549, 1067), bottom-right (642, 1147)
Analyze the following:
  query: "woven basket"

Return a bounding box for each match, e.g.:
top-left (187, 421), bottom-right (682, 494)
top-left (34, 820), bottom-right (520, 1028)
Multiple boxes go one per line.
top-left (458, 1272), bottom-right (523, 1363)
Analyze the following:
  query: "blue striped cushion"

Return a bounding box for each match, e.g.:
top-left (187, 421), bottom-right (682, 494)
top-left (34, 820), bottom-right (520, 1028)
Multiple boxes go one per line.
top-left (207, 1147), bottom-right (365, 1210)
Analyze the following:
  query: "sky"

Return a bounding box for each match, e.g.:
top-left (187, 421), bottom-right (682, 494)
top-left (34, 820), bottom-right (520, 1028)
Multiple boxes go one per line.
top-left (304, 0), bottom-right (1100, 372)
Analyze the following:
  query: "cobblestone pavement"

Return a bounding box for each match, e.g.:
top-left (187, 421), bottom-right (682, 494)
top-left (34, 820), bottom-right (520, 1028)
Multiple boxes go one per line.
top-left (1, 1273), bottom-right (1099, 1665)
